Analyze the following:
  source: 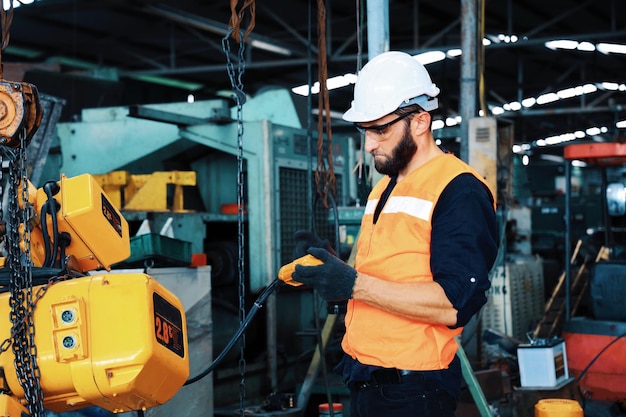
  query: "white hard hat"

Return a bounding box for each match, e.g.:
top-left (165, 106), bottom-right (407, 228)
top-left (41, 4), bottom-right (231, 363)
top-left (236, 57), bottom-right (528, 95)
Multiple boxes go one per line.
top-left (342, 51), bottom-right (440, 123)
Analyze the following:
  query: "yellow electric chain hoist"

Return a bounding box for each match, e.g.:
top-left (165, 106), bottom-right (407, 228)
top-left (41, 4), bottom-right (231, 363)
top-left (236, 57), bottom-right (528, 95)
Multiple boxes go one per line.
top-left (0, 82), bottom-right (189, 416)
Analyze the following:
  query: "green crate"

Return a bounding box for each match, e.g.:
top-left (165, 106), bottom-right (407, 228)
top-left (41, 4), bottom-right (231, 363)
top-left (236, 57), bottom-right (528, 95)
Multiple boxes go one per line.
top-left (120, 233), bottom-right (192, 267)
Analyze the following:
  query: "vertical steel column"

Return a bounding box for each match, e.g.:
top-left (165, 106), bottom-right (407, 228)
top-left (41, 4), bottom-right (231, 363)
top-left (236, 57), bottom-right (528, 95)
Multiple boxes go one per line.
top-left (366, 0), bottom-right (389, 186)
top-left (459, 0), bottom-right (478, 163)
top-left (366, 0), bottom-right (389, 60)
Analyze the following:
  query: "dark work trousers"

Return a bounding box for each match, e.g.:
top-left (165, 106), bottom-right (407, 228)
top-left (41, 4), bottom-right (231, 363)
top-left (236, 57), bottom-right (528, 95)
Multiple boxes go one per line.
top-left (348, 371), bottom-right (457, 417)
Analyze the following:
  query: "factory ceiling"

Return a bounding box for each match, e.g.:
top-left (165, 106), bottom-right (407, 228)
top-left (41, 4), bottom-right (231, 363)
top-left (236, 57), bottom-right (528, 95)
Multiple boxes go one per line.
top-left (4, 0), bottom-right (626, 154)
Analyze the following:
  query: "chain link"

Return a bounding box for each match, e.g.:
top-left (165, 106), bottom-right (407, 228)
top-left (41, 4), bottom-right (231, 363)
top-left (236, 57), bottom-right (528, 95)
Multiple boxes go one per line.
top-left (223, 28), bottom-right (248, 417)
top-left (3, 127), bottom-right (45, 416)
top-left (1, 275), bottom-right (66, 356)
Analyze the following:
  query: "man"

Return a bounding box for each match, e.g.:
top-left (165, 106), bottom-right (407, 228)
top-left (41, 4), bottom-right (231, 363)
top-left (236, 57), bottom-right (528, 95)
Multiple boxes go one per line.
top-left (290, 51), bottom-right (498, 417)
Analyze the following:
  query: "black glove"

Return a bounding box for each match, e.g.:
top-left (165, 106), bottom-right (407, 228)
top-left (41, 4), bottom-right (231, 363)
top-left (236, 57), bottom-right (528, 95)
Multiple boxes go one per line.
top-left (293, 230), bottom-right (337, 259)
top-left (292, 247), bottom-right (357, 301)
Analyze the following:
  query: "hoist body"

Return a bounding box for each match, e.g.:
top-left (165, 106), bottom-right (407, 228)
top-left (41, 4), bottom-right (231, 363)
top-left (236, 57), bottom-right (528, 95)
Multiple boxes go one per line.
top-left (0, 272), bottom-right (189, 413)
top-left (0, 172), bottom-right (190, 415)
top-left (26, 173), bottom-right (130, 272)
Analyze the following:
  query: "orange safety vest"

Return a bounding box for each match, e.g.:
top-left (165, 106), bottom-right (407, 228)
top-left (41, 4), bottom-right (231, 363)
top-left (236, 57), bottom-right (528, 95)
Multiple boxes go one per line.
top-left (342, 153), bottom-right (494, 370)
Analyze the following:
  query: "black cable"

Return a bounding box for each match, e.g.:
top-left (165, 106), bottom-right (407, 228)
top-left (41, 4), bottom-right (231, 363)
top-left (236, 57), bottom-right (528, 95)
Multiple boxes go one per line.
top-left (41, 203), bottom-right (52, 267)
top-left (184, 278), bottom-right (283, 385)
top-left (43, 182), bottom-right (60, 268)
top-left (575, 331), bottom-right (626, 383)
top-left (575, 331), bottom-right (626, 412)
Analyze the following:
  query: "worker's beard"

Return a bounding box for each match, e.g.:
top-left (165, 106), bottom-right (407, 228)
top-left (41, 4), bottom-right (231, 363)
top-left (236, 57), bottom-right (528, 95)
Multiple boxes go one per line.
top-left (373, 125), bottom-right (417, 176)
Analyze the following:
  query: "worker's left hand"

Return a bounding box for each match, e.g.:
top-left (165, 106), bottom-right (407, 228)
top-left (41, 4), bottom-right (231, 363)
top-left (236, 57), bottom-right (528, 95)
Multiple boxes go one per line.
top-left (292, 247), bottom-right (357, 301)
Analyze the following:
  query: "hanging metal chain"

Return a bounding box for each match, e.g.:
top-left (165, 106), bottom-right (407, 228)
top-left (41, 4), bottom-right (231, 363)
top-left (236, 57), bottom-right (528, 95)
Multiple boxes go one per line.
top-left (1, 275), bottom-right (65, 354)
top-left (4, 128), bottom-right (45, 417)
top-left (223, 26), bottom-right (248, 417)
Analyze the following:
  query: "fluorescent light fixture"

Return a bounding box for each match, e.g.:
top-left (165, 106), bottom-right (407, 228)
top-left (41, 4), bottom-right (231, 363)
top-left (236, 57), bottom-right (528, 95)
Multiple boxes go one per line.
top-left (617, 120), bottom-right (626, 128)
top-left (432, 120), bottom-right (445, 130)
top-left (597, 43), bottom-right (626, 55)
top-left (414, 51), bottom-right (446, 65)
top-left (522, 97), bottom-right (536, 107)
top-left (496, 34), bottom-right (518, 44)
top-left (601, 82), bottom-right (620, 90)
top-left (291, 73), bottom-right (357, 97)
top-left (249, 39), bottom-right (292, 56)
top-left (546, 40), bottom-right (626, 54)
top-left (445, 117), bottom-right (458, 126)
top-left (513, 144), bottom-right (531, 154)
top-left (536, 92), bottom-right (559, 105)
top-left (586, 127), bottom-right (602, 136)
top-left (291, 84), bottom-right (312, 96)
top-left (545, 40), bottom-right (578, 50)
top-left (447, 49), bottom-right (462, 57)
top-left (578, 42), bottom-right (595, 51)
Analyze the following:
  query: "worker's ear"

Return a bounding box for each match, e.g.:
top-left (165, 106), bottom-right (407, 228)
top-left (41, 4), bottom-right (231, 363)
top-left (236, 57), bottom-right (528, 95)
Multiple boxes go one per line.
top-left (412, 111), bottom-right (431, 135)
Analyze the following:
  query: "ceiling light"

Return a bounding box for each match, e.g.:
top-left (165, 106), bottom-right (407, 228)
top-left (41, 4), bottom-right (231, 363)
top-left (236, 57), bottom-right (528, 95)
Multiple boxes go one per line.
top-left (557, 87), bottom-right (579, 99)
top-left (586, 127), bottom-right (602, 136)
top-left (445, 117), bottom-right (458, 126)
top-left (617, 120), bottom-right (626, 128)
top-left (536, 93), bottom-right (559, 105)
top-left (597, 43), bottom-right (626, 55)
top-left (432, 120), bottom-right (445, 130)
top-left (249, 39), bottom-right (292, 56)
top-left (582, 84), bottom-right (597, 94)
top-left (545, 40), bottom-right (578, 50)
top-left (577, 42), bottom-right (595, 51)
top-left (414, 51), bottom-right (446, 65)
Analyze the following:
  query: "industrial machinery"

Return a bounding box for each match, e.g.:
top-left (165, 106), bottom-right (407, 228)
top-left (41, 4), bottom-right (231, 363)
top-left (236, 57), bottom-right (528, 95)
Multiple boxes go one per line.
top-left (0, 82), bottom-right (189, 416)
top-left (51, 90), bottom-right (360, 407)
top-left (54, 91), bottom-right (359, 292)
top-left (560, 143), bottom-right (626, 415)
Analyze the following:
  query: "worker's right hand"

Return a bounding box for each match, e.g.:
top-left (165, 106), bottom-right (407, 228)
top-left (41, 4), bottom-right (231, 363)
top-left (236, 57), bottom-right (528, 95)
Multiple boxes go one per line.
top-left (293, 230), bottom-right (336, 259)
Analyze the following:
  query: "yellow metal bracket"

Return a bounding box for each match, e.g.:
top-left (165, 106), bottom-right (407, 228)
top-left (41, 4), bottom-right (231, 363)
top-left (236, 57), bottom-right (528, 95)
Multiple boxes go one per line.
top-left (94, 171), bottom-right (196, 212)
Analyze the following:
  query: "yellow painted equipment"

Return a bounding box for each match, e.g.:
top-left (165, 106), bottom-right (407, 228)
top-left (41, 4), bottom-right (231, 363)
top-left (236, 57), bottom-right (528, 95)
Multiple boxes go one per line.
top-left (534, 399), bottom-right (583, 417)
top-left (277, 254), bottom-right (323, 287)
top-left (0, 273), bottom-right (189, 413)
top-left (0, 393), bottom-right (30, 417)
top-left (29, 173), bottom-right (130, 272)
top-left (92, 170), bottom-right (196, 212)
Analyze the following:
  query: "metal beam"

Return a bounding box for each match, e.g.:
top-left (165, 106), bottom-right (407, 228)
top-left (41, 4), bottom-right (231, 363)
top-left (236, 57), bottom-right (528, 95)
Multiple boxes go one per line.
top-left (143, 4), bottom-right (297, 57)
